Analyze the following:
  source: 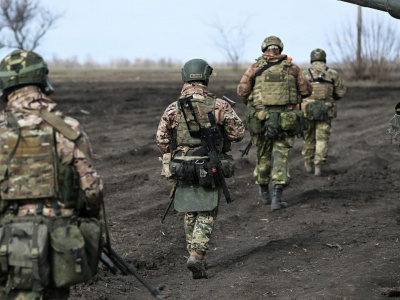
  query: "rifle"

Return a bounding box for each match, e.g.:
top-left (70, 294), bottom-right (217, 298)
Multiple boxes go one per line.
top-left (101, 242), bottom-right (165, 300)
top-left (100, 198), bottom-right (165, 300)
top-left (160, 182), bottom-right (177, 223)
top-left (178, 96), bottom-right (232, 203)
top-left (239, 139), bottom-right (252, 157)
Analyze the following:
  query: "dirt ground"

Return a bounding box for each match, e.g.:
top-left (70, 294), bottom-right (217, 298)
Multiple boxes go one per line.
top-left (49, 69), bottom-right (400, 300)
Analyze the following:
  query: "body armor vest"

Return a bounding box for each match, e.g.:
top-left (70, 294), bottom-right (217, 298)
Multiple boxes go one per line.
top-left (252, 60), bottom-right (299, 106)
top-left (307, 67), bottom-right (334, 101)
top-left (176, 95), bottom-right (216, 148)
top-left (0, 113), bottom-right (59, 200)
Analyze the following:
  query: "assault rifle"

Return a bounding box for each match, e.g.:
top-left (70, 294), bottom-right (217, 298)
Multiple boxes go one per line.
top-left (178, 96), bottom-right (232, 203)
top-left (101, 242), bottom-right (165, 299)
top-left (100, 199), bottom-right (165, 299)
top-left (160, 182), bottom-right (177, 223)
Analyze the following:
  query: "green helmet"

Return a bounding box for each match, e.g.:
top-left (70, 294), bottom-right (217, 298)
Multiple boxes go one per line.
top-left (261, 36), bottom-right (284, 52)
top-left (311, 48), bottom-right (327, 63)
top-left (181, 59), bottom-right (213, 85)
top-left (0, 49), bottom-right (53, 95)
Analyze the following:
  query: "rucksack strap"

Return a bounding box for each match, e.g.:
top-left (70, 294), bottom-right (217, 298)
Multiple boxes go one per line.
top-left (255, 61), bottom-right (282, 77)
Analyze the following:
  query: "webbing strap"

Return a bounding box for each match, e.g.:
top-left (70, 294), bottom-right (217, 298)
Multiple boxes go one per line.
top-left (0, 226), bottom-right (10, 273)
top-left (5, 111), bottom-right (22, 165)
top-left (255, 61), bottom-right (282, 77)
top-left (31, 223), bottom-right (40, 280)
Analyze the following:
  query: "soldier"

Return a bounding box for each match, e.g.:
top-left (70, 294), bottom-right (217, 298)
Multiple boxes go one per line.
top-left (301, 48), bottom-right (346, 176)
top-left (157, 59), bottom-right (244, 279)
top-left (237, 36), bottom-right (312, 210)
top-left (0, 50), bottom-right (103, 300)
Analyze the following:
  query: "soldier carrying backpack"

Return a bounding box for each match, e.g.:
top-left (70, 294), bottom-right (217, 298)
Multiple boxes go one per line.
top-left (0, 50), bottom-right (103, 300)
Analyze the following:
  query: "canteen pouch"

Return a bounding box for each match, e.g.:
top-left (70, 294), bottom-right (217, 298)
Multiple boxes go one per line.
top-left (305, 101), bottom-right (329, 121)
top-left (0, 222), bottom-right (49, 290)
top-left (169, 159), bottom-right (197, 182)
top-left (50, 224), bottom-right (90, 288)
top-left (280, 109), bottom-right (306, 136)
top-left (78, 218), bottom-right (102, 278)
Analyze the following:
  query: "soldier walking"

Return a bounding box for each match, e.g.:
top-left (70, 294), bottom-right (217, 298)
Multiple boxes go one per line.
top-left (237, 36), bottom-right (312, 210)
top-left (157, 59), bottom-right (244, 279)
top-left (301, 49), bottom-right (346, 176)
top-left (0, 50), bottom-right (103, 300)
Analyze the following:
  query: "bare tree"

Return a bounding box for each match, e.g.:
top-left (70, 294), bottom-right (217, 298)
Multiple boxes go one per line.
top-left (0, 0), bottom-right (62, 51)
top-left (329, 10), bottom-right (400, 81)
top-left (212, 20), bottom-right (249, 71)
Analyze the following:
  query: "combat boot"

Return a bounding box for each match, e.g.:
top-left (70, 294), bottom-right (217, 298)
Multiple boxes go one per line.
top-left (259, 184), bottom-right (271, 204)
top-left (271, 185), bottom-right (288, 211)
top-left (304, 161), bottom-right (313, 173)
top-left (314, 165), bottom-right (322, 176)
top-left (187, 249), bottom-right (207, 279)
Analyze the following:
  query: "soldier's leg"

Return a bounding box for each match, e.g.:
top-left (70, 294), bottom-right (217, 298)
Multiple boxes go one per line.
top-left (302, 120), bottom-right (316, 172)
top-left (253, 135), bottom-right (273, 186)
top-left (184, 212), bottom-right (198, 253)
top-left (271, 136), bottom-right (295, 210)
top-left (187, 208), bottom-right (218, 279)
top-left (314, 120), bottom-right (331, 175)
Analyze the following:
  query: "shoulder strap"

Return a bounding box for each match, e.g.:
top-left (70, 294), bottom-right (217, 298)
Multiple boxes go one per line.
top-left (255, 60), bottom-right (283, 78)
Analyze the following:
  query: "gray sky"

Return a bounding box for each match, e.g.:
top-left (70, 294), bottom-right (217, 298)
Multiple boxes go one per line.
top-left (7, 0), bottom-right (398, 65)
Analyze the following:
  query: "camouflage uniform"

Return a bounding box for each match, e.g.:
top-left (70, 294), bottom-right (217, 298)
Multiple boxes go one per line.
top-left (0, 86), bottom-right (103, 300)
top-left (157, 82), bottom-right (244, 254)
top-left (301, 60), bottom-right (346, 172)
top-left (237, 51), bottom-right (312, 194)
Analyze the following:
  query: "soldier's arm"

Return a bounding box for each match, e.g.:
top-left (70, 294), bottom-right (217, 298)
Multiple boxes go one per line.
top-left (156, 102), bottom-right (177, 154)
top-left (58, 117), bottom-right (103, 217)
top-left (332, 72), bottom-right (347, 100)
top-left (216, 98), bottom-right (245, 143)
top-left (237, 63), bottom-right (258, 105)
top-left (291, 64), bottom-right (313, 99)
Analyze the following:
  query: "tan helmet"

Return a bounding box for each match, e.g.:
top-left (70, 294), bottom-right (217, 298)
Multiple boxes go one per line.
top-left (261, 36), bottom-right (284, 52)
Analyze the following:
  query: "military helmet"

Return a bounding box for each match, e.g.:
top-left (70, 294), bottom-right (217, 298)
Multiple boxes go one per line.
top-left (0, 49), bottom-right (53, 94)
top-left (311, 48), bottom-right (327, 63)
top-left (181, 59), bottom-right (213, 85)
top-left (261, 36), bottom-right (284, 52)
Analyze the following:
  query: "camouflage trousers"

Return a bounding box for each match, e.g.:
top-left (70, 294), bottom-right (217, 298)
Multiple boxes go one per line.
top-left (253, 133), bottom-right (295, 186)
top-left (184, 207), bottom-right (218, 253)
top-left (302, 119), bottom-right (331, 166)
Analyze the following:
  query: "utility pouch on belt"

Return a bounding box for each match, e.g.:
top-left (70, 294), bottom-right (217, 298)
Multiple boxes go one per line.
top-left (244, 104), bottom-right (270, 134)
top-left (305, 101), bottom-right (330, 121)
top-left (0, 222), bottom-right (50, 291)
top-left (280, 109), bottom-right (306, 136)
top-left (50, 224), bottom-right (91, 288)
top-left (220, 154), bottom-right (235, 178)
top-left (169, 159), bottom-right (197, 182)
top-left (160, 153), bottom-right (172, 178)
top-left (264, 111), bottom-right (281, 139)
top-left (195, 159), bottom-right (213, 187)
top-left (78, 218), bottom-right (102, 278)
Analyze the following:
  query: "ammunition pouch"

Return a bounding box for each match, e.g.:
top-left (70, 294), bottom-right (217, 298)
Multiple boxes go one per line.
top-left (195, 159), bottom-right (213, 187)
top-left (305, 100), bottom-right (331, 121)
top-left (169, 158), bottom-right (197, 182)
top-left (264, 111), bottom-right (283, 140)
top-left (0, 221), bottom-right (50, 292)
top-left (60, 166), bottom-right (81, 209)
top-left (50, 224), bottom-right (91, 288)
top-left (244, 104), bottom-right (270, 134)
top-left (280, 109), bottom-right (306, 136)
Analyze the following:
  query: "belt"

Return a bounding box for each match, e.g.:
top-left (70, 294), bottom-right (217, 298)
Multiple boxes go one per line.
top-left (255, 104), bottom-right (296, 110)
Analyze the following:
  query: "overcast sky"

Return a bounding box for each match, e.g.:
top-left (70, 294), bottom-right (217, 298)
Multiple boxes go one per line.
top-left (5, 0), bottom-right (397, 65)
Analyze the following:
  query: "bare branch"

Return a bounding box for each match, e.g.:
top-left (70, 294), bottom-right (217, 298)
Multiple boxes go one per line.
top-left (0, 0), bottom-right (62, 51)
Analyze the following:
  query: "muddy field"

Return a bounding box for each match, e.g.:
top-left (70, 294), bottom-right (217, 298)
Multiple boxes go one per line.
top-left (48, 69), bottom-right (400, 300)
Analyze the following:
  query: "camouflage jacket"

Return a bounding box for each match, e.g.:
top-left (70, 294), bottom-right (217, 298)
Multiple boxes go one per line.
top-left (302, 61), bottom-right (347, 101)
top-left (1, 85), bottom-right (103, 218)
top-left (156, 83), bottom-right (245, 155)
top-left (237, 53), bottom-right (313, 105)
